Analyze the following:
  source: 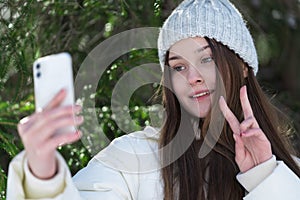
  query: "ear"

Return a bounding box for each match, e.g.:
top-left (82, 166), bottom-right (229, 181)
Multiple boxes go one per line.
top-left (243, 64), bottom-right (248, 78)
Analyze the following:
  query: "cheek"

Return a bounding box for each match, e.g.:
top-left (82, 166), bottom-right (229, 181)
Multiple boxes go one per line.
top-left (170, 73), bottom-right (188, 94)
top-left (202, 69), bottom-right (217, 88)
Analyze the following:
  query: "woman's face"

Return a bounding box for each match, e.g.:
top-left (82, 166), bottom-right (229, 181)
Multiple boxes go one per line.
top-left (168, 37), bottom-right (216, 118)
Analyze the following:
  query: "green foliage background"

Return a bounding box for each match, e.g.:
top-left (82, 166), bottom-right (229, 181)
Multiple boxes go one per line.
top-left (0, 0), bottom-right (299, 199)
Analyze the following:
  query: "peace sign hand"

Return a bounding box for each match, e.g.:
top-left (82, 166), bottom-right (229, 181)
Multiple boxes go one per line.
top-left (219, 86), bottom-right (272, 173)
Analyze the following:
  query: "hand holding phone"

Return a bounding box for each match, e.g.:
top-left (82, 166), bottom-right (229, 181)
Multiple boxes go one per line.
top-left (16, 52), bottom-right (83, 179)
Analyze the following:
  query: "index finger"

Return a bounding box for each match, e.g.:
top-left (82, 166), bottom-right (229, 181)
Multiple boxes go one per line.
top-left (43, 89), bottom-right (67, 111)
top-left (240, 85), bottom-right (254, 119)
top-left (219, 96), bottom-right (240, 135)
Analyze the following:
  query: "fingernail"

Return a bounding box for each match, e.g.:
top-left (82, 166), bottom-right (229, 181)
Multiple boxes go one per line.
top-left (242, 85), bottom-right (247, 91)
top-left (219, 96), bottom-right (226, 105)
top-left (58, 142), bottom-right (65, 147)
top-left (20, 116), bottom-right (30, 124)
top-left (233, 134), bottom-right (237, 141)
top-left (60, 88), bottom-right (67, 94)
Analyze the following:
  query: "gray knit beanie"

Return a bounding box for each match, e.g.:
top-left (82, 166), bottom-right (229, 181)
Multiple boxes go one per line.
top-left (158, 0), bottom-right (258, 75)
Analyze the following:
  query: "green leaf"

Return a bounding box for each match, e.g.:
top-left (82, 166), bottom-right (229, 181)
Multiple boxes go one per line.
top-left (0, 131), bottom-right (20, 157)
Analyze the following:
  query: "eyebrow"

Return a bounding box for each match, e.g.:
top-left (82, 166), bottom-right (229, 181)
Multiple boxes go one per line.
top-left (194, 45), bottom-right (210, 54)
top-left (168, 45), bottom-right (210, 61)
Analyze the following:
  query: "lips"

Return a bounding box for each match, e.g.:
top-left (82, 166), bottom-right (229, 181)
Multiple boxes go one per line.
top-left (190, 90), bottom-right (213, 99)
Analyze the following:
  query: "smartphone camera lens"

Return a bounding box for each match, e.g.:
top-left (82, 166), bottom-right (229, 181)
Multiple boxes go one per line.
top-left (37, 72), bottom-right (41, 78)
top-left (36, 63), bottom-right (41, 69)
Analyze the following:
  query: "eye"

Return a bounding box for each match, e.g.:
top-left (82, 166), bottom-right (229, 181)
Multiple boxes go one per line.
top-left (172, 65), bottom-right (186, 72)
top-left (201, 56), bottom-right (213, 64)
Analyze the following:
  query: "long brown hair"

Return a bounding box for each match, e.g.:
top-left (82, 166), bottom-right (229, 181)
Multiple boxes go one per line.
top-left (159, 37), bottom-right (300, 200)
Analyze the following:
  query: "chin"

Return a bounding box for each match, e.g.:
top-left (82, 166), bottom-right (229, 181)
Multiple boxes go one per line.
top-left (178, 98), bottom-right (211, 119)
top-left (186, 104), bottom-right (211, 119)
top-left (185, 107), bottom-right (209, 119)
top-left (195, 112), bottom-right (208, 119)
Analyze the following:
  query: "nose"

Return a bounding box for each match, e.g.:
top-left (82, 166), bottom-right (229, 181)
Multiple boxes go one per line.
top-left (187, 65), bottom-right (204, 85)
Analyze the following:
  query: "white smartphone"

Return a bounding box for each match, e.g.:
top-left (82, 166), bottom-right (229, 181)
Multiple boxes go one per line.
top-left (33, 52), bottom-right (76, 134)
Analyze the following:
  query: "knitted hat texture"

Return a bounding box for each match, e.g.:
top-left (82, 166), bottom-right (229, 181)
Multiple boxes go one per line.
top-left (158, 0), bottom-right (258, 75)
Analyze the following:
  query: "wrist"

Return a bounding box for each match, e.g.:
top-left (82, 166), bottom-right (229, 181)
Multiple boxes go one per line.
top-left (27, 154), bottom-right (58, 180)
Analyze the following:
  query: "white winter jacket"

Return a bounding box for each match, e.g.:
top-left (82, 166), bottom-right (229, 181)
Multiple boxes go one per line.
top-left (6, 126), bottom-right (300, 199)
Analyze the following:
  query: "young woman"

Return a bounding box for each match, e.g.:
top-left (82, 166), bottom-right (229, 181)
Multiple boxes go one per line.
top-left (7, 0), bottom-right (300, 199)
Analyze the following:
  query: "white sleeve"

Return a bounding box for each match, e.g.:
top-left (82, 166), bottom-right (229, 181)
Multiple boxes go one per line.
top-left (237, 156), bottom-right (300, 200)
top-left (236, 155), bottom-right (277, 192)
top-left (6, 151), bottom-right (132, 200)
top-left (6, 151), bottom-right (81, 200)
top-left (23, 152), bottom-right (66, 198)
